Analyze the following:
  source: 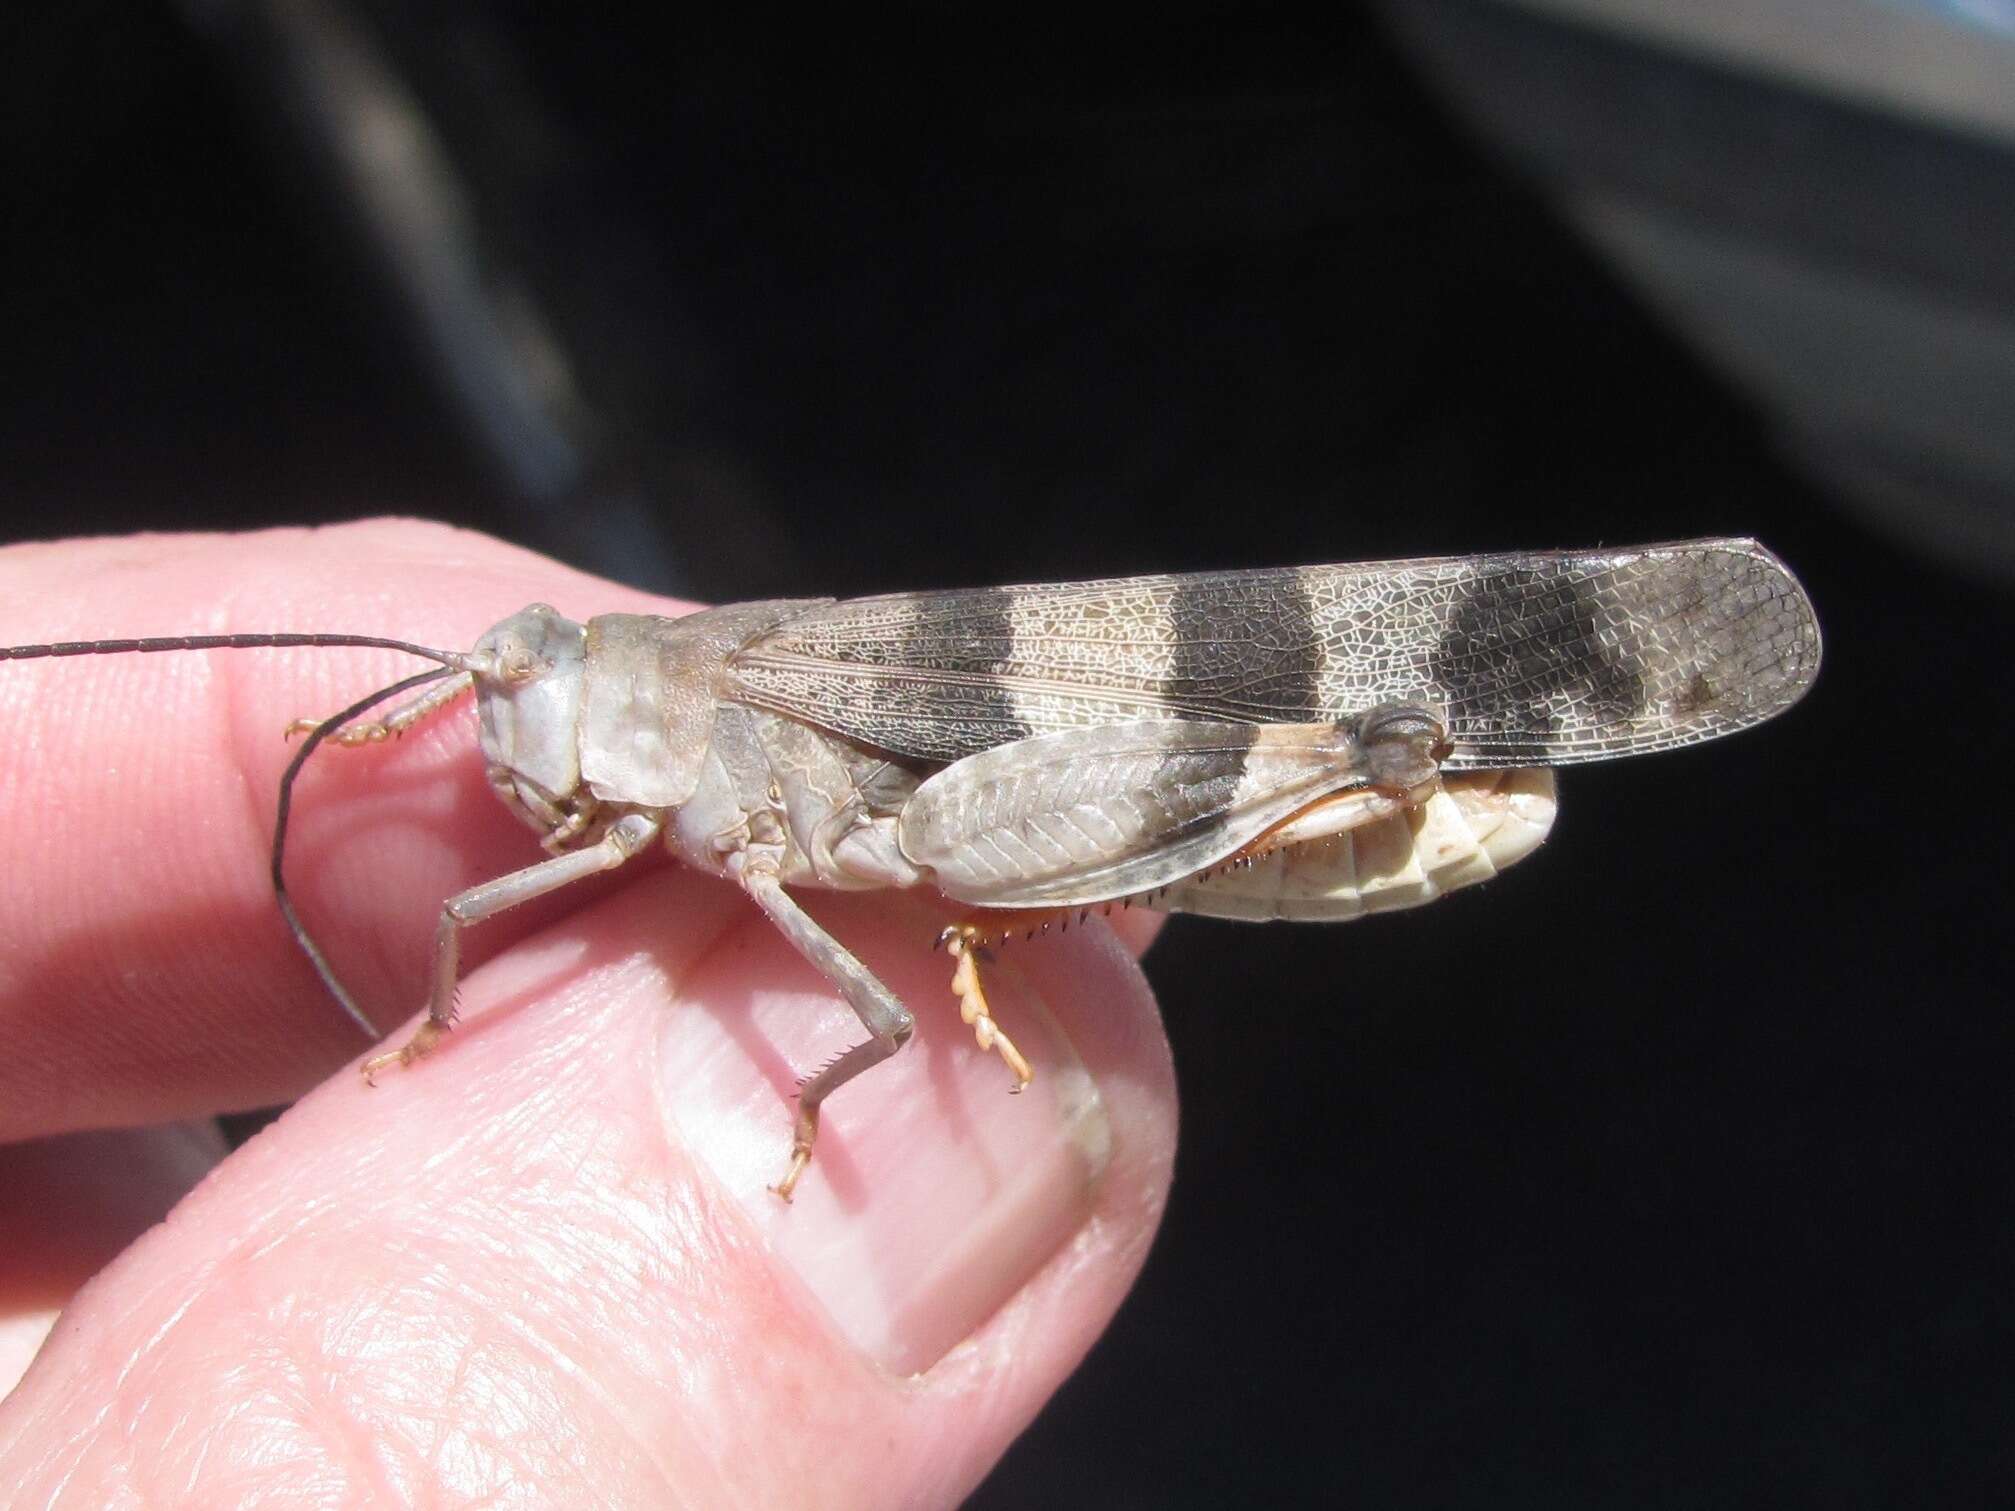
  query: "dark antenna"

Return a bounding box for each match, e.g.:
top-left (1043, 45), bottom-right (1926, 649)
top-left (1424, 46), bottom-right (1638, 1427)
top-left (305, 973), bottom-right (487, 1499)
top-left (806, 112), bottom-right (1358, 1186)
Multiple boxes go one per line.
top-left (270, 665), bottom-right (465, 1038)
top-left (0, 632), bottom-right (474, 663)
top-left (4, 632), bottom-right (482, 1040)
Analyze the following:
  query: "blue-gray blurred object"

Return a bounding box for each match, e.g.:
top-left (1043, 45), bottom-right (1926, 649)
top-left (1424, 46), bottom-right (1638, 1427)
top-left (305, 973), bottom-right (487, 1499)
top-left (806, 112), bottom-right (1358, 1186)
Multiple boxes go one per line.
top-left (1382, 0), bottom-right (2015, 581)
top-left (181, 0), bottom-right (699, 596)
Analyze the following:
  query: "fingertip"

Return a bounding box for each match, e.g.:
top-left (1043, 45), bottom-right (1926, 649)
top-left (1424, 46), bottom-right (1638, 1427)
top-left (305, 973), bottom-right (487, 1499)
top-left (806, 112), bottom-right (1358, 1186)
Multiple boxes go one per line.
top-left (1104, 905), bottom-right (1168, 959)
top-left (663, 895), bottom-right (1177, 1383)
top-left (0, 874), bottom-right (1177, 1505)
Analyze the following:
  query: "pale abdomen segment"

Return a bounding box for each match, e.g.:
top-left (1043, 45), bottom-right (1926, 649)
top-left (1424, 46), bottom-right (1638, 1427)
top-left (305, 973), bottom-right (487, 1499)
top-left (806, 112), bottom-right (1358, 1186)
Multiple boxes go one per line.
top-left (1153, 769), bottom-right (1557, 921)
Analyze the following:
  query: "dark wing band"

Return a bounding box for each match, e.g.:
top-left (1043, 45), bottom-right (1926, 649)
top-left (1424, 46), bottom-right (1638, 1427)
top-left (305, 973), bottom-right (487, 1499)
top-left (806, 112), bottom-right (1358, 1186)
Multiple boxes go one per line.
top-left (726, 538), bottom-right (1820, 769)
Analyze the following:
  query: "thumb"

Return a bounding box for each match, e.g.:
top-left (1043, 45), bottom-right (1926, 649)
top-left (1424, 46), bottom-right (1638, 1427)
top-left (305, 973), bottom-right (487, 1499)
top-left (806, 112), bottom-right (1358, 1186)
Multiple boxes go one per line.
top-left (0, 871), bottom-right (1177, 1507)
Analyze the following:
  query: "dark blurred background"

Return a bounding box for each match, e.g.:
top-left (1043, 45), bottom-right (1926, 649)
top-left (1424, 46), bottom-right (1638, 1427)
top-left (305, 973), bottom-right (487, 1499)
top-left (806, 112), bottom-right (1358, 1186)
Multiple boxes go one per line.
top-left (7, 3), bottom-right (2013, 1504)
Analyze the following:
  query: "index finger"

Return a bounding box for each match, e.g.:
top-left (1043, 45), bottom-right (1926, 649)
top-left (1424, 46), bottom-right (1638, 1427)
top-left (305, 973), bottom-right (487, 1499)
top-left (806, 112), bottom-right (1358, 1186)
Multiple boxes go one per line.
top-left (0, 519), bottom-right (681, 1140)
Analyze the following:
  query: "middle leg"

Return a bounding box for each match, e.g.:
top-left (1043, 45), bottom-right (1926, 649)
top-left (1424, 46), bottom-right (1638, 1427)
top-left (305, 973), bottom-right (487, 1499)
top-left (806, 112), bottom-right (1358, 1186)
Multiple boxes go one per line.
top-left (741, 874), bottom-right (916, 1201)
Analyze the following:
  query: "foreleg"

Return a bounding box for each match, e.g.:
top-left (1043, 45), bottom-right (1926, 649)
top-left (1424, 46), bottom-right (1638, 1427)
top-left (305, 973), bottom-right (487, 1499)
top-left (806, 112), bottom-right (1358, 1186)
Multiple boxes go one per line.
top-left (361, 811), bottom-right (662, 1077)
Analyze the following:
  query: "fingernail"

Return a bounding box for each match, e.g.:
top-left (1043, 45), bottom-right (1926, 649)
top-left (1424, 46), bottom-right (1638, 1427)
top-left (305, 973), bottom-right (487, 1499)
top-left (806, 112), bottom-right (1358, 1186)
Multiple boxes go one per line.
top-left (659, 898), bottom-right (1112, 1375)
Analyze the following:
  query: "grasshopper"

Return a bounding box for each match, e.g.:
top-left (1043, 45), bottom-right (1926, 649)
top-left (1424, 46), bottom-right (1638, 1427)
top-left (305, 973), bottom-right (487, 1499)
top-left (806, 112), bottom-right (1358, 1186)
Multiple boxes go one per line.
top-left (1, 538), bottom-right (1820, 1197)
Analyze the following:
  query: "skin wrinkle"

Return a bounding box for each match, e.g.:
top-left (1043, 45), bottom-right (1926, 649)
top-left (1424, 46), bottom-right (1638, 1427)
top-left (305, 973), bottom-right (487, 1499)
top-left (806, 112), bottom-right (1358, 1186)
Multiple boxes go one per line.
top-left (103, 1276), bottom-right (211, 1407)
top-left (14, 609), bottom-right (322, 1119)
top-left (5, 673), bottom-right (118, 1076)
top-left (25, 1409), bottom-right (94, 1504)
top-left (434, 1269), bottom-right (717, 1506)
top-left (246, 1313), bottom-right (404, 1508)
top-left (395, 925), bottom-right (749, 1500)
top-left (402, 1296), bottom-right (580, 1498)
top-left (175, 1408), bottom-right (219, 1501)
top-left (26, 910), bottom-right (735, 1499)
top-left (210, 607), bottom-right (305, 1071)
top-left (163, 1107), bottom-right (699, 1499)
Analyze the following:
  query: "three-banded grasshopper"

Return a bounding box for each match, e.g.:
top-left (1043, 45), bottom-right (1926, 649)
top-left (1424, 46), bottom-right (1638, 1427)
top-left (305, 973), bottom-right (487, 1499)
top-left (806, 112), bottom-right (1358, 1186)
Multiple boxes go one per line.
top-left (1, 537), bottom-right (1820, 1196)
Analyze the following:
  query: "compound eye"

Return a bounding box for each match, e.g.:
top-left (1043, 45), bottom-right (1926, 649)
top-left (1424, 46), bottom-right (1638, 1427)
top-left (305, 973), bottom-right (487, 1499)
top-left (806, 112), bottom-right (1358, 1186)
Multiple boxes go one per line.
top-left (501, 644), bottom-right (541, 685)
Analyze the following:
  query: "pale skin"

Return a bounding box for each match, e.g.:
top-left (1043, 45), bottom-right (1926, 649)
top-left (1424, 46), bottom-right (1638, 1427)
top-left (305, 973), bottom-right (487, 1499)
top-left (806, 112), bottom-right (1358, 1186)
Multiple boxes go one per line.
top-left (0, 520), bottom-right (1176, 1506)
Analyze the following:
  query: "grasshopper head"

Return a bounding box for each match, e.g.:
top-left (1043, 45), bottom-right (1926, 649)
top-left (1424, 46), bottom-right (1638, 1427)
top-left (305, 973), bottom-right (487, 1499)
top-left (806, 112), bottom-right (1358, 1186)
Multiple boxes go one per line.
top-left (472, 603), bottom-right (588, 831)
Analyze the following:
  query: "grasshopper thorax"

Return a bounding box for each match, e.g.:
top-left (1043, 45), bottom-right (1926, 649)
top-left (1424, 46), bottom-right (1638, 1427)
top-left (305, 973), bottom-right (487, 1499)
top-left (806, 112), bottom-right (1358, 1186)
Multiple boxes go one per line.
top-left (472, 603), bottom-right (589, 832)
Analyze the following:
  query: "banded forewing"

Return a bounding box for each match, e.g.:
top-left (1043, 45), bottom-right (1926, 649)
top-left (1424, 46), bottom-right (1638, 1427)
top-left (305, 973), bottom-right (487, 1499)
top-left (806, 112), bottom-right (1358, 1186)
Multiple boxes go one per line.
top-left (725, 538), bottom-right (1820, 770)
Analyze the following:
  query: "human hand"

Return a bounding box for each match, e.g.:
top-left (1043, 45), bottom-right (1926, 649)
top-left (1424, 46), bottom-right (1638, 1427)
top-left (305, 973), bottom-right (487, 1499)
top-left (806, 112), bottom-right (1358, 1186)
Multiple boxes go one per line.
top-left (0, 520), bottom-right (1178, 1505)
